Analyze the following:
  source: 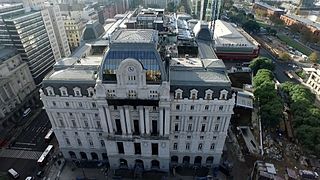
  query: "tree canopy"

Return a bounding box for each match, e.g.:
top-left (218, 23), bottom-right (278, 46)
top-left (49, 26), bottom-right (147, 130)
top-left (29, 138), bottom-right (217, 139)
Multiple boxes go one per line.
top-left (249, 57), bottom-right (275, 74)
top-left (279, 52), bottom-right (291, 61)
top-left (309, 51), bottom-right (319, 63)
top-left (242, 20), bottom-right (260, 34)
top-left (253, 69), bottom-right (283, 128)
top-left (280, 82), bottom-right (320, 156)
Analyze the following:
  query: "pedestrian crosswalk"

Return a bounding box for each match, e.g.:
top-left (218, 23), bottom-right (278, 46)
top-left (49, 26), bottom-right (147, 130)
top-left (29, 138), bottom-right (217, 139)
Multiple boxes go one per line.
top-left (0, 149), bottom-right (42, 160)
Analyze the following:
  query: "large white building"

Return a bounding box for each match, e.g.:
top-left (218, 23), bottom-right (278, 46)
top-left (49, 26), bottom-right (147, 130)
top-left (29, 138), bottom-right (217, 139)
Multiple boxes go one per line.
top-left (40, 27), bottom-right (235, 172)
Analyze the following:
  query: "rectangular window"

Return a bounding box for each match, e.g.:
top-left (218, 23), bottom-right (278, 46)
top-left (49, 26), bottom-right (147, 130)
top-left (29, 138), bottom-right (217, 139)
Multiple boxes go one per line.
top-left (175, 116), bottom-right (179, 120)
top-left (190, 105), bottom-right (194, 110)
top-left (79, 102), bottom-right (82, 107)
top-left (134, 143), bottom-right (141, 155)
top-left (72, 120), bottom-right (76, 127)
top-left (77, 139), bottom-right (82, 146)
top-left (176, 104), bottom-right (180, 110)
top-left (219, 105), bottom-right (223, 111)
top-left (96, 121), bottom-right (101, 129)
top-left (100, 140), bottom-right (105, 147)
top-left (117, 142), bottom-right (124, 154)
top-left (187, 135), bottom-right (191, 139)
top-left (210, 143), bottom-right (215, 150)
top-left (205, 105), bottom-right (209, 110)
top-left (198, 143), bottom-right (202, 151)
top-left (200, 136), bottom-right (204, 140)
top-left (203, 116), bottom-right (207, 121)
top-left (152, 143), bottom-right (158, 155)
top-left (89, 139), bottom-right (94, 147)
top-left (189, 116), bottom-right (192, 120)
top-left (84, 121), bottom-right (89, 128)
top-left (215, 124), bottom-right (219, 131)
top-left (201, 124), bottom-right (206, 132)
top-left (188, 124), bottom-right (192, 131)
top-left (59, 119), bottom-right (64, 127)
top-left (186, 143), bottom-right (190, 150)
top-left (173, 143), bottom-right (178, 150)
top-left (66, 138), bottom-right (70, 145)
top-left (53, 101), bottom-right (56, 106)
top-left (174, 123), bottom-right (179, 131)
top-left (65, 102), bottom-right (69, 107)
top-left (92, 102), bottom-right (96, 108)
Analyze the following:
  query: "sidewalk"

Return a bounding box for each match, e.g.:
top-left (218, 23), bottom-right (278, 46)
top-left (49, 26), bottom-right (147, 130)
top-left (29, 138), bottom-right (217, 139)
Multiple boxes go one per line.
top-left (47, 160), bottom-right (226, 180)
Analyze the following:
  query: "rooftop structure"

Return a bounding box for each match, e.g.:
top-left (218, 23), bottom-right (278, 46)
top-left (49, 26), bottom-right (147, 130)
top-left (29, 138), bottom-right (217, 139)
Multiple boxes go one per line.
top-left (40, 25), bottom-right (235, 174)
top-left (281, 14), bottom-right (320, 29)
top-left (254, 2), bottom-right (284, 12)
top-left (253, 2), bottom-right (285, 17)
top-left (82, 20), bottom-right (105, 41)
top-left (213, 20), bottom-right (260, 61)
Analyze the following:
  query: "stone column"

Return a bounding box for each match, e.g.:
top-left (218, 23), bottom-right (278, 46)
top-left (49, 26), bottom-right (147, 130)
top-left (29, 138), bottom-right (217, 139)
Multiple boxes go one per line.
top-left (159, 108), bottom-right (164, 136)
top-left (164, 107), bottom-right (170, 135)
top-left (119, 107), bottom-right (127, 134)
top-left (145, 107), bottom-right (150, 134)
top-left (125, 106), bottom-right (132, 134)
top-left (139, 107), bottom-right (145, 134)
top-left (99, 107), bottom-right (109, 132)
top-left (105, 107), bottom-right (114, 133)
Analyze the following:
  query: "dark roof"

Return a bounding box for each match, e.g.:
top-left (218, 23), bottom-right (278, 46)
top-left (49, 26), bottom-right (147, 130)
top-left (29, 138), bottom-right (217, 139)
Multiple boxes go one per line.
top-left (82, 20), bottom-right (105, 41)
top-left (0, 47), bottom-right (17, 63)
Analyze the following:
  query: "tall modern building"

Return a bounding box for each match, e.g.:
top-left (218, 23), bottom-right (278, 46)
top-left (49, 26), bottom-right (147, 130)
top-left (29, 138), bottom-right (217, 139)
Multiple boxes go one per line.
top-left (192, 0), bottom-right (222, 21)
top-left (0, 3), bottom-right (56, 84)
top-left (40, 25), bottom-right (235, 172)
top-left (44, 3), bottom-right (71, 58)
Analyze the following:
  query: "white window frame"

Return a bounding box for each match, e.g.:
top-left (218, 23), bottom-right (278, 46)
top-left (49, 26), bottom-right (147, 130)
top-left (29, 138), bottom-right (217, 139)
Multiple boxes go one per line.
top-left (59, 87), bottom-right (68, 96)
top-left (73, 87), bottom-right (82, 97)
top-left (46, 87), bottom-right (55, 96)
top-left (190, 89), bottom-right (198, 99)
top-left (205, 89), bottom-right (213, 100)
top-left (175, 89), bottom-right (183, 99)
top-left (220, 89), bottom-right (228, 100)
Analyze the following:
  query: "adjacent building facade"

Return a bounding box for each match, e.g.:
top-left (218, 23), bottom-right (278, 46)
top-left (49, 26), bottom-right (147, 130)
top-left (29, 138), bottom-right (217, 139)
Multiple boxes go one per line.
top-left (0, 3), bottom-right (56, 84)
top-left (40, 27), bottom-right (235, 172)
top-left (0, 47), bottom-right (36, 122)
top-left (280, 14), bottom-right (320, 39)
top-left (306, 68), bottom-right (320, 96)
top-left (62, 14), bottom-right (86, 50)
top-left (253, 2), bottom-right (285, 17)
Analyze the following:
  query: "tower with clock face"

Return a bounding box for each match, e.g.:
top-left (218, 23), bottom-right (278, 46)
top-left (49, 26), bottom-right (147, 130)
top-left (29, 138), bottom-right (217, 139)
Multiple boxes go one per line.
top-left (96, 29), bottom-right (170, 171)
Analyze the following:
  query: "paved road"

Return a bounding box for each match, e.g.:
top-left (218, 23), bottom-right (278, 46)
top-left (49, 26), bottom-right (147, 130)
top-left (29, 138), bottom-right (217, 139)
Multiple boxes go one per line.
top-left (11, 110), bottom-right (51, 151)
top-left (0, 157), bottom-right (40, 180)
top-left (259, 47), bottom-right (299, 83)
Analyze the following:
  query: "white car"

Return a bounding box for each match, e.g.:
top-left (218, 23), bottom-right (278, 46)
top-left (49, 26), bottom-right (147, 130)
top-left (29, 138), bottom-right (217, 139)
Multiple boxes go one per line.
top-left (22, 108), bottom-right (31, 117)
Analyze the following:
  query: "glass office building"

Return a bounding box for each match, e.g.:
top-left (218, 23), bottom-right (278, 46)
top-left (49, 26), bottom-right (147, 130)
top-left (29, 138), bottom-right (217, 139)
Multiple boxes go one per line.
top-left (0, 4), bottom-right (55, 84)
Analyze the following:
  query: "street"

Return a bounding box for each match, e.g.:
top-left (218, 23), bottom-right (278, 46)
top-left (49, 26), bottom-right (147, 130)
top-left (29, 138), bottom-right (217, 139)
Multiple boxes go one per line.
top-left (259, 47), bottom-right (297, 83)
top-left (11, 110), bottom-right (51, 151)
top-left (0, 109), bottom-right (52, 179)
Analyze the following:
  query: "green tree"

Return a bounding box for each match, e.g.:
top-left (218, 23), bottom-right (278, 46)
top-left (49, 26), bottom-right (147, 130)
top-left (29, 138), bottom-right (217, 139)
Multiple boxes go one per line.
top-left (279, 52), bottom-right (291, 61)
top-left (309, 51), bottom-right (319, 63)
top-left (253, 69), bottom-right (274, 87)
top-left (242, 20), bottom-right (260, 34)
top-left (249, 57), bottom-right (275, 74)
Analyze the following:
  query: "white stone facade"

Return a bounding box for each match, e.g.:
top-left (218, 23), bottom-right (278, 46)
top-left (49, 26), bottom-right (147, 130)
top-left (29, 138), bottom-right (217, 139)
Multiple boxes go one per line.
top-left (0, 52), bottom-right (36, 119)
top-left (306, 70), bottom-right (320, 96)
top-left (40, 29), bottom-right (235, 172)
